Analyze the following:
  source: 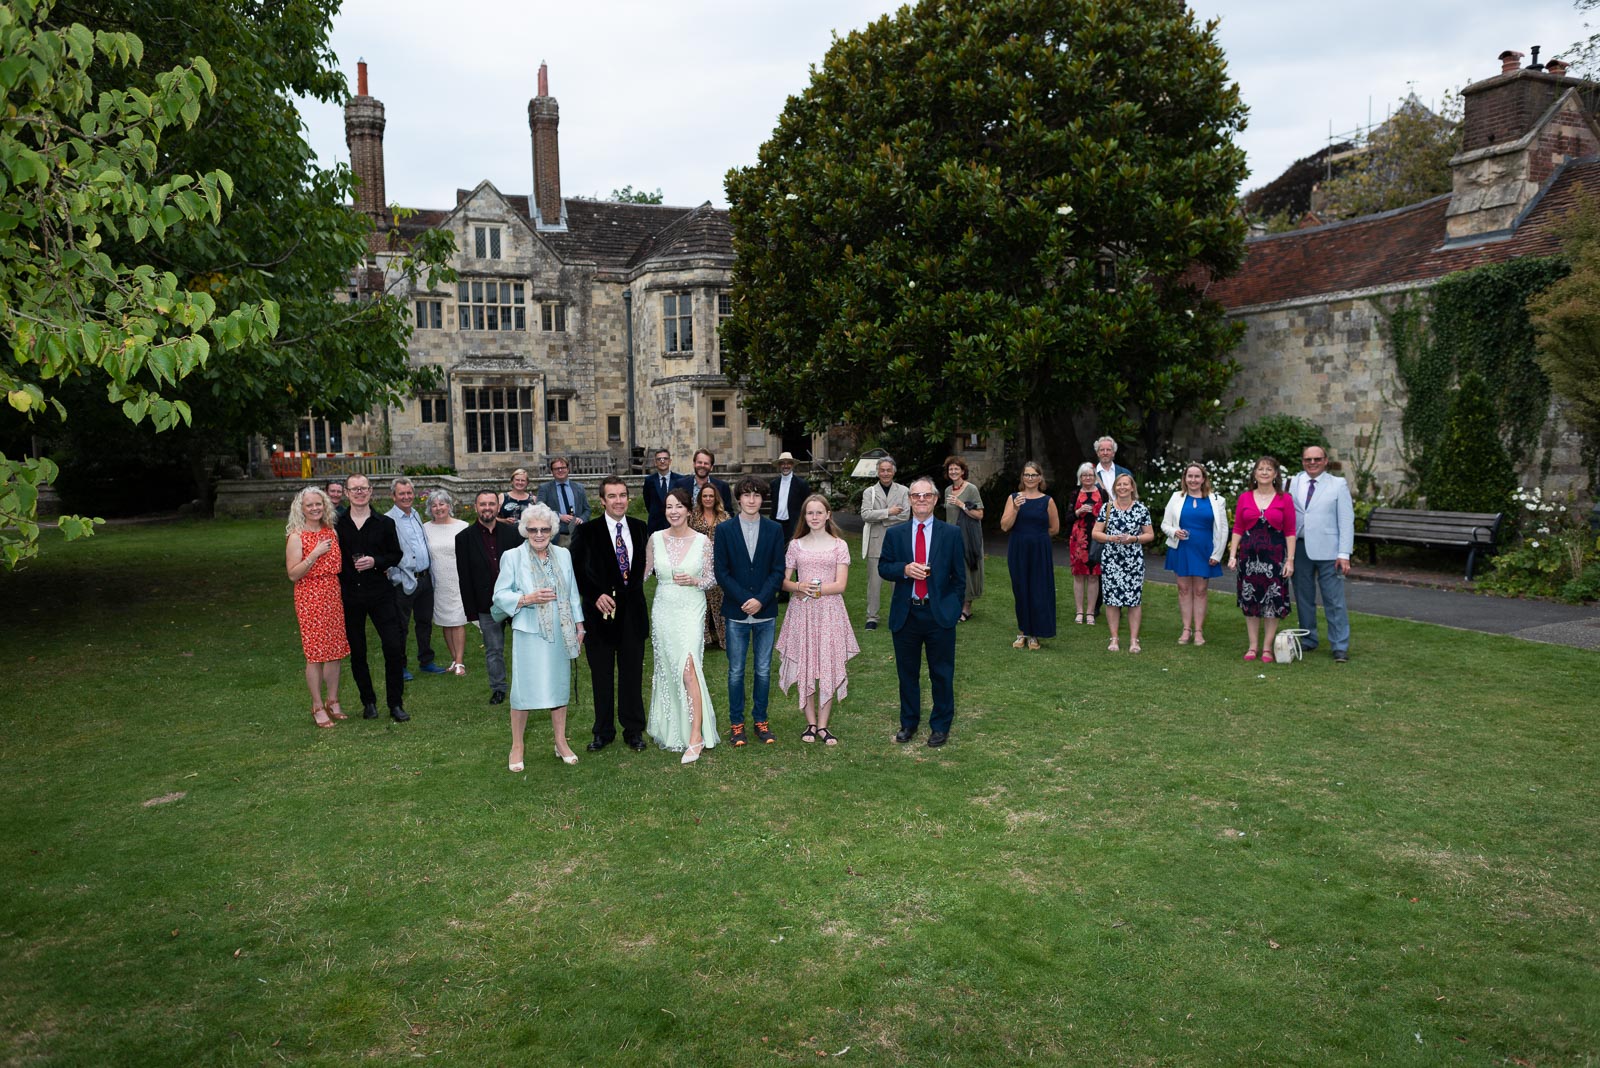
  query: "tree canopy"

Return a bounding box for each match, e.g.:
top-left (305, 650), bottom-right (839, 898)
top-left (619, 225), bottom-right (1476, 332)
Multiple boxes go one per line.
top-left (5, 0), bottom-right (454, 523)
top-left (609, 184), bottom-right (664, 204)
top-left (0, 0), bottom-right (278, 565)
top-left (721, 0), bottom-right (1249, 477)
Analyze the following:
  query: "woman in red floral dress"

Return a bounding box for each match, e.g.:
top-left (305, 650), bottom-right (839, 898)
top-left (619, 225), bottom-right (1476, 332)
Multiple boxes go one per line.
top-left (1067, 463), bottom-right (1106, 625)
top-left (286, 487), bottom-right (350, 728)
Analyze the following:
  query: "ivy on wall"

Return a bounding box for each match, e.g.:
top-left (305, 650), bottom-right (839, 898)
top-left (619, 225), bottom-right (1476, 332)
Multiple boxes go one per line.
top-left (1381, 256), bottom-right (1569, 490)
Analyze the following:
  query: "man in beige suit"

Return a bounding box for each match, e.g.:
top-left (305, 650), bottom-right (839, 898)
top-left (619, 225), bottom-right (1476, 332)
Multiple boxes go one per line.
top-left (859, 457), bottom-right (910, 631)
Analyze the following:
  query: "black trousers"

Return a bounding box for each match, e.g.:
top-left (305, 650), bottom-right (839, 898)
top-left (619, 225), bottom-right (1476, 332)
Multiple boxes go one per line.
top-left (584, 625), bottom-right (646, 743)
top-left (891, 604), bottom-right (956, 734)
top-left (344, 583), bottom-right (406, 710)
top-left (393, 569), bottom-right (436, 669)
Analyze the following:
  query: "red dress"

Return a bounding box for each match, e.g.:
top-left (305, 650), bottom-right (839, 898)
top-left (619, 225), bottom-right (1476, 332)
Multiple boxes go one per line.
top-left (1068, 487), bottom-right (1106, 576)
top-left (292, 529), bottom-right (350, 663)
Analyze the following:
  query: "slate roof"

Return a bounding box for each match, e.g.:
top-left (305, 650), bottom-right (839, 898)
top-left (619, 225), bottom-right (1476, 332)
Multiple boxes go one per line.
top-left (388, 194), bottom-right (732, 271)
top-left (1199, 156), bottom-right (1600, 309)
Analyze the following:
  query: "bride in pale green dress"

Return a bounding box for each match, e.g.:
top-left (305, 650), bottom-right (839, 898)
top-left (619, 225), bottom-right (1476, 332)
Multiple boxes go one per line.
top-left (646, 487), bottom-right (720, 763)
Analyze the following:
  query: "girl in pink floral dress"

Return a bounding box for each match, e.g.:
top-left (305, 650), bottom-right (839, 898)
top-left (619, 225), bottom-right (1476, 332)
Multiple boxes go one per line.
top-left (776, 495), bottom-right (860, 745)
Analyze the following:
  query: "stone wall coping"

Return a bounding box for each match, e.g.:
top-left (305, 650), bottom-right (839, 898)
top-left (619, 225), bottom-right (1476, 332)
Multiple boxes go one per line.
top-left (1222, 277), bottom-right (1436, 318)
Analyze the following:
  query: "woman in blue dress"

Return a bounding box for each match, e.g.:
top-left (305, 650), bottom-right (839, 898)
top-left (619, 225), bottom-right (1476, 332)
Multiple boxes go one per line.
top-left (999, 461), bottom-right (1060, 649)
top-left (493, 503), bottom-right (585, 770)
top-left (1161, 462), bottom-right (1227, 646)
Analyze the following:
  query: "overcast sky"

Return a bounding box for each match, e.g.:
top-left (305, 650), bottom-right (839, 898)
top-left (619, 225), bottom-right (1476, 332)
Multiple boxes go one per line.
top-left (298, 0), bottom-right (1588, 212)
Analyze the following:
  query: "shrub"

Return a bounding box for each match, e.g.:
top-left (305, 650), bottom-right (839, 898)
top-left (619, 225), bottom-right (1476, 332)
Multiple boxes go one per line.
top-left (1230, 414), bottom-right (1326, 474)
top-left (1419, 372), bottom-right (1515, 517)
top-left (1477, 486), bottom-right (1598, 601)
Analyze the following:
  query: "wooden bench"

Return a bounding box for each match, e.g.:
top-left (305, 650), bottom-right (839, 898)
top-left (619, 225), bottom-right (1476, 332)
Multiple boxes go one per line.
top-left (1355, 507), bottom-right (1504, 581)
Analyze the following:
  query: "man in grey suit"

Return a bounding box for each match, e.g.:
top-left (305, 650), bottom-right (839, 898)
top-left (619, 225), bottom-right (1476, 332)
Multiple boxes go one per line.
top-left (1289, 444), bottom-right (1355, 662)
top-left (536, 456), bottom-right (589, 546)
top-left (858, 456), bottom-right (909, 632)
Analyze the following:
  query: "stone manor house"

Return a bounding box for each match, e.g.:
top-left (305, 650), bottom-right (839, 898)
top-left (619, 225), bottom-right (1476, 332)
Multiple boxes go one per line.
top-left (309, 63), bottom-right (817, 479)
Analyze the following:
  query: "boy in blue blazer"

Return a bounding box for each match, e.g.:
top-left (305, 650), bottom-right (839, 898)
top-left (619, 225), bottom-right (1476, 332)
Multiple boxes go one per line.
top-left (714, 477), bottom-right (786, 746)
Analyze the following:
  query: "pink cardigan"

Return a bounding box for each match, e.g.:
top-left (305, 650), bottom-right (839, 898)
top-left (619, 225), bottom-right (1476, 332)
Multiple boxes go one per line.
top-left (1232, 490), bottom-right (1296, 536)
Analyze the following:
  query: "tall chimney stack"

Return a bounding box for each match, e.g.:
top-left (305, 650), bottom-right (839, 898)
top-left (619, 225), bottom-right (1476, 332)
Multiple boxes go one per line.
top-left (344, 59), bottom-right (388, 243)
top-left (528, 61), bottom-right (566, 230)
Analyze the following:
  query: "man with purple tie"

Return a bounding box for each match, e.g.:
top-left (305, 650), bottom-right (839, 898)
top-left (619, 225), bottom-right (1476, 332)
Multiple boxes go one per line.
top-left (571, 476), bottom-right (650, 751)
top-left (878, 476), bottom-right (966, 747)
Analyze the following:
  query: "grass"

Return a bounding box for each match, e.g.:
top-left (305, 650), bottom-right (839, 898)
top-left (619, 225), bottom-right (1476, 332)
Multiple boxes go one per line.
top-left (1, 519), bottom-right (1596, 1066)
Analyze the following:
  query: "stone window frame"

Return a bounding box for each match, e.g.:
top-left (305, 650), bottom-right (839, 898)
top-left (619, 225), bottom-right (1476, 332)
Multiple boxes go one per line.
top-left (418, 394), bottom-right (448, 424)
top-left (457, 279), bottom-right (527, 332)
top-left (462, 383), bottom-right (538, 454)
top-left (662, 291), bottom-right (693, 356)
top-left (473, 225), bottom-right (503, 260)
top-left (541, 302), bottom-right (568, 332)
top-left (606, 414), bottom-right (622, 442)
top-left (296, 414), bottom-right (342, 453)
top-left (545, 395), bottom-right (571, 423)
top-left (710, 396), bottom-right (728, 429)
top-left (414, 299), bottom-right (443, 330)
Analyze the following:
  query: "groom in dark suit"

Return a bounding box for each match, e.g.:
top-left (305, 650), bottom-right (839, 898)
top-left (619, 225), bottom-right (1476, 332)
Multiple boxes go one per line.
top-left (714, 476), bottom-right (786, 747)
top-left (643, 447), bottom-right (690, 536)
top-left (879, 476), bottom-right (966, 747)
top-left (572, 476), bottom-right (650, 752)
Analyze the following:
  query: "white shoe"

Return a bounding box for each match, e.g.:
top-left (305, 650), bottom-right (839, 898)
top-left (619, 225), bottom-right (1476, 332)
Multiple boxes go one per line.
top-left (681, 741), bottom-right (705, 765)
top-left (555, 746), bottom-right (578, 766)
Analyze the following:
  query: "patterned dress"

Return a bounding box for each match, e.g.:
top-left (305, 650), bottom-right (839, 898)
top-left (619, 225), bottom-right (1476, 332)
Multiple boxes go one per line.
top-left (1097, 500), bottom-right (1151, 608)
top-left (688, 509), bottom-right (728, 648)
top-left (1235, 491), bottom-right (1295, 619)
top-left (292, 528), bottom-right (349, 663)
top-left (776, 537), bottom-right (860, 710)
top-left (1068, 487), bottom-right (1105, 576)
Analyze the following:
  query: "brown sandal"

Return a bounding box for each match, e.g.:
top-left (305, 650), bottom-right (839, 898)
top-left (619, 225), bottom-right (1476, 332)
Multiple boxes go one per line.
top-left (325, 701), bottom-right (347, 721)
top-left (312, 706), bottom-right (334, 729)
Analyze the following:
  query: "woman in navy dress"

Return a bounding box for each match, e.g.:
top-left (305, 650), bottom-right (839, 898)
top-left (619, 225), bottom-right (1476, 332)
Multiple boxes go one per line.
top-left (999, 461), bottom-right (1060, 649)
top-left (1161, 462), bottom-right (1227, 646)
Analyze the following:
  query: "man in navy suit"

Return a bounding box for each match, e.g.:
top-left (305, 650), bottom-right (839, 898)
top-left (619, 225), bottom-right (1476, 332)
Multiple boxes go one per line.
top-left (572, 476), bottom-right (651, 751)
top-left (643, 447), bottom-right (689, 536)
top-left (879, 476), bottom-right (966, 747)
top-left (714, 477), bottom-right (786, 746)
top-left (690, 448), bottom-right (734, 514)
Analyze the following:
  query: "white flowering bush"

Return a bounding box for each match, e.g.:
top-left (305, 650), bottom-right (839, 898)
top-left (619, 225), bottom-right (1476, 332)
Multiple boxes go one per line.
top-left (1479, 486), bottom-right (1599, 601)
top-left (1142, 455), bottom-right (1258, 519)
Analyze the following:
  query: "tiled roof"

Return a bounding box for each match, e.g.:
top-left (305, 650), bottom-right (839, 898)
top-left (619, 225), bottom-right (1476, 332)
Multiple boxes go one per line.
top-left (1199, 157), bottom-right (1600, 309)
top-left (388, 194), bottom-right (731, 270)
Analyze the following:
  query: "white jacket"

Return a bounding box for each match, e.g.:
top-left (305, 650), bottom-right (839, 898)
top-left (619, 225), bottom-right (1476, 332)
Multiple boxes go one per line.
top-left (1160, 491), bottom-right (1228, 562)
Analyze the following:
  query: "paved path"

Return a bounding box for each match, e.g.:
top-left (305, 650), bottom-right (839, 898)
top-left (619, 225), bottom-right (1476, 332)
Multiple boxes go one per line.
top-left (835, 512), bottom-right (1599, 651)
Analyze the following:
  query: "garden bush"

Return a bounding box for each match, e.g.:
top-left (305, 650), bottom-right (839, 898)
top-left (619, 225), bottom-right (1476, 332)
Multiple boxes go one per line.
top-left (1419, 372), bottom-right (1515, 517)
top-left (1230, 414), bottom-right (1326, 473)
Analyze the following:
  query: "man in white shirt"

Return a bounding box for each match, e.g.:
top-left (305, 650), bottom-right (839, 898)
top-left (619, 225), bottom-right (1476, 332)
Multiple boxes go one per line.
top-left (1093, 436), bottom-right (1131, 495)
top-left (858, 457), bottom-right (910, 631)
top-left (1289, 444), bottom-right (1355, 663)
top-left (388, 477), bottom-right (446, 679)
top-left (766, 451), bottom-right (811, 542)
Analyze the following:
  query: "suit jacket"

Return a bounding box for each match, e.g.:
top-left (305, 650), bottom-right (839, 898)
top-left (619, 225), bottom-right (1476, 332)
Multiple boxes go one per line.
top-left (571, 512), bottom-right (650, 642)
top-left (878, 516), bottom-right (966, 631)
top-left (765, 472), bottom-right (811, 539)
top-left (713, 514), bottom-right (785, 621)
top-left (455, 520), bottom-right (524, 620)
top-left (643, 470), bottom-right (692, 534)
top-left (536, 478), bottom-right (590, 541)
top-left (858, 480), bottom-right (910, 559)
top-left (691, 476), bottom-right (733, 514)
top-left (335, 509), bottom-right (402, 597)
top-left (1289, 471), bottom-right (1354, 561)
top-left (1094, 462), bottom-right (1133, 496)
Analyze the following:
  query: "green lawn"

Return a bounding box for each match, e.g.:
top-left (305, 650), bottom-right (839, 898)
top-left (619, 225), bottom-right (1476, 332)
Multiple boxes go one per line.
top-left (2, 519), bottom-right (1595, 1066)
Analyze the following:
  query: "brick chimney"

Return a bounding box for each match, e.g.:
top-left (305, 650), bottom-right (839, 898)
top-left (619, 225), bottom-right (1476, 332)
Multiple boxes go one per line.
top-left (344, 60), bottom-right (389, 249)
top-left (1446, 49), bottom-right (1600, 240)
top-left (528, 62), bottom-right (567, 230)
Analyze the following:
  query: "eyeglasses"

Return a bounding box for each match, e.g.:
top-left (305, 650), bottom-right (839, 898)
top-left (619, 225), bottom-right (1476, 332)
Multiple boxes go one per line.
top-left (348, 487), bottom-right (371, 494)
top-left (1022, 472), bottom-right (1041, 478)
top-left (1302, 455), bottom-right (1327, 464)
top-left (526, 526), bottom-right (552, 535)
top-left (909, 492), bottom-right (937, 500)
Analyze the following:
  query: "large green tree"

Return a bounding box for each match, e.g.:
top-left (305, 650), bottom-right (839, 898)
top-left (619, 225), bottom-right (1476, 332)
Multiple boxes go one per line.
top-left (721, 0), bottom-right (1249, 478)
top-left (22, 0), bottom-right (452, 512)
top-left (0, 0), bottom-right (277, 565)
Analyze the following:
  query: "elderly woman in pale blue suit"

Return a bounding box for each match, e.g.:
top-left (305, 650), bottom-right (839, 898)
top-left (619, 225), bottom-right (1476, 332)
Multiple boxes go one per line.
top-left (493, 503), bottom-right (585, 770)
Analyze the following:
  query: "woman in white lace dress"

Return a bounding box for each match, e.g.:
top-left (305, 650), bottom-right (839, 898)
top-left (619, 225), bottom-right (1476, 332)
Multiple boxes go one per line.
top-left (645, 487), bottom-right (721, 763)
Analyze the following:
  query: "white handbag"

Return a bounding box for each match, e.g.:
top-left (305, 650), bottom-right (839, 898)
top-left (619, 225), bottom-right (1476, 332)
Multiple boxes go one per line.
top-left (1273, 628), bottom-right (1311, 663)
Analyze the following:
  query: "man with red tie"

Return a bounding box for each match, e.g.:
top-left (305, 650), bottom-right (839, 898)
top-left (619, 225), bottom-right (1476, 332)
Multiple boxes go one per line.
top-left (571, 476), bottom-right (651, 751)
top-left (878, 476), bottom-right (966, 747)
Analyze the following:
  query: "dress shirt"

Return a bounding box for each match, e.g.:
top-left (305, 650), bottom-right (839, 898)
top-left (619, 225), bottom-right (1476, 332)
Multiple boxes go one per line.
top-left (1096, 464), bottom-right (1118, 494)
top-left (735, 515), bottom-right (763, 622)
top-left (612, 518), bottom-right (634, 573)
top-left (775, 474), bottom-right (792, 520)
top-left (387, 505), bottom-right (431, 594)
top-left (476, 521), bottom-right (506, 580)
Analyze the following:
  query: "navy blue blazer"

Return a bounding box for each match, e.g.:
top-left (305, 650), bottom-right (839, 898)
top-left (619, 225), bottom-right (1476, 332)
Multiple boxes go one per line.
top-left (713, 515), bottom-right (785, 621)
top-left (643, 471), bottom-right (691, 534)
top-left (878, 516), bottom-right (966, 631)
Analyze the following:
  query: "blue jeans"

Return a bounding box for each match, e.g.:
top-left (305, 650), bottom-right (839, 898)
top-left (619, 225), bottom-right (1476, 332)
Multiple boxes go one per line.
top-left (724, 617), bottom-right (775, 725)
top-left (1292, 545), bottom-right (1350, 653)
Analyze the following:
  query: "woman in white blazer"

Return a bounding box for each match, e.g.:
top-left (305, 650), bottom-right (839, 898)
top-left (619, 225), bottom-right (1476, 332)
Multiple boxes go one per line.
top-left (1161, 462), bottom-right (1228, 645)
